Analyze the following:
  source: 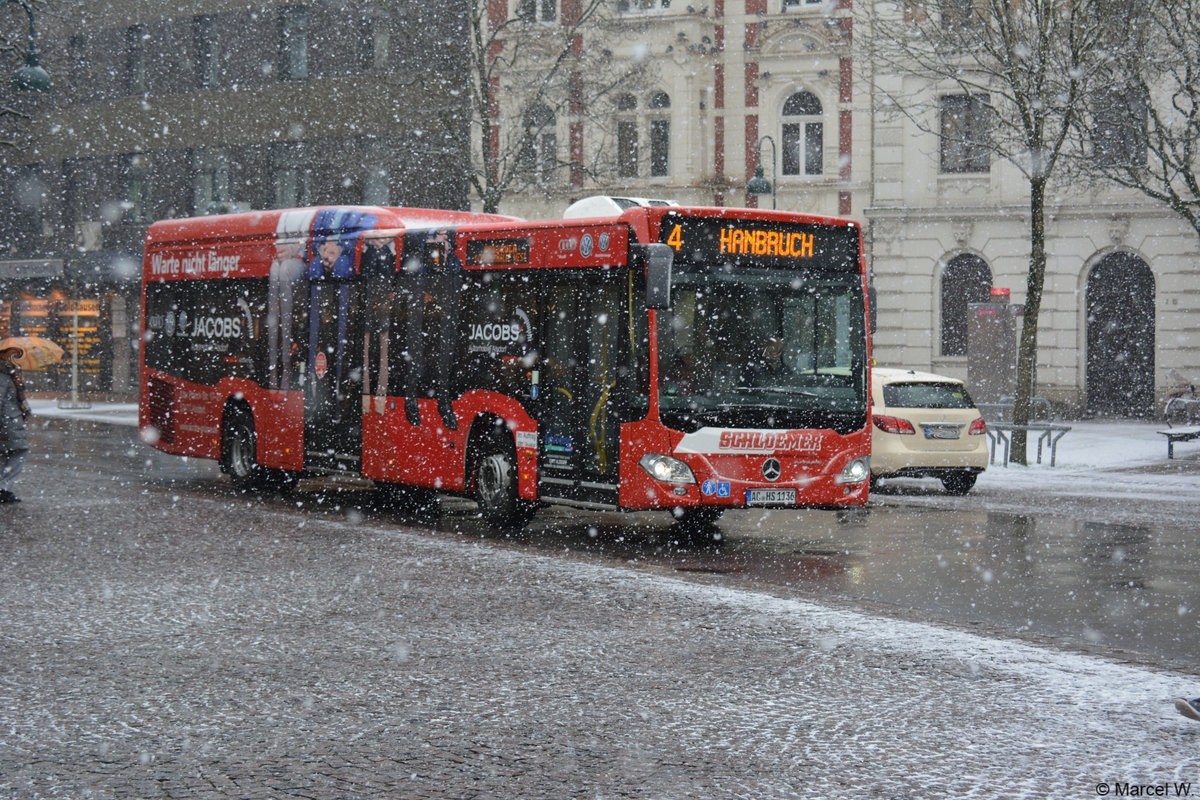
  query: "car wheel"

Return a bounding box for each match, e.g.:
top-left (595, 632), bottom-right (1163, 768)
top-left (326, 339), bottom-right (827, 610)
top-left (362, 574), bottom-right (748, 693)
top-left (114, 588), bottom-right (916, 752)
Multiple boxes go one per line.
top-left (941, 471), bottom-right (977, 495)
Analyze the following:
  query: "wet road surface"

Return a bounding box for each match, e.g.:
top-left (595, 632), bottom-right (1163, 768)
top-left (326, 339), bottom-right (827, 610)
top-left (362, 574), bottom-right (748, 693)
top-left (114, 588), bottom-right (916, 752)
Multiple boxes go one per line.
top-left (19, 417), bottom-right (1200, 670)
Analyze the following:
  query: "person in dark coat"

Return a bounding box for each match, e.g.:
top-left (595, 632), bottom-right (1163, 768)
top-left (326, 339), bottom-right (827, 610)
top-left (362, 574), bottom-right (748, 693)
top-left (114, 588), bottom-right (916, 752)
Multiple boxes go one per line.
top-left (0, 346), bottom-right (31, 504)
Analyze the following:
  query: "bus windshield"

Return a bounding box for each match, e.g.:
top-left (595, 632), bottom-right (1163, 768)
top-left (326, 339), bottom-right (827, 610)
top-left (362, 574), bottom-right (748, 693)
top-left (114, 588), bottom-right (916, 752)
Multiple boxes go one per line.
top-left (658, 269), bottom-right (867, 434)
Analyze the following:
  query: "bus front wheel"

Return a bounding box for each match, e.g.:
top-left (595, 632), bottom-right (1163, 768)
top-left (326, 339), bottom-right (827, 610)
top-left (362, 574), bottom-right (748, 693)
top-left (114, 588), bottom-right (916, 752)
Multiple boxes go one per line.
top-left (474, 438), bottom-right (536, 530)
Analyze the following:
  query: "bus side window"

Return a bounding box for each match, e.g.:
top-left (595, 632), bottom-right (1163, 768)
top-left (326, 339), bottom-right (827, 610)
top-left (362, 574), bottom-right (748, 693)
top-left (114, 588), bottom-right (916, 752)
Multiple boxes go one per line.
top-left (393, 264), bottom-right (423, 424)
top-left (391, 286), bottom-right (415, 398)
top-left (363, 267), bottom-right (393, 408)
top-left (457, 276), bottom-right (498, 395)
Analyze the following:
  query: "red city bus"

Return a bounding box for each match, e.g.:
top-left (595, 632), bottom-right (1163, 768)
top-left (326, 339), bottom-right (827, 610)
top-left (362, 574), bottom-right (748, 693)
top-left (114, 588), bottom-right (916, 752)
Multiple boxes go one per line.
top-left (140, 198), bottom-right (871, 530)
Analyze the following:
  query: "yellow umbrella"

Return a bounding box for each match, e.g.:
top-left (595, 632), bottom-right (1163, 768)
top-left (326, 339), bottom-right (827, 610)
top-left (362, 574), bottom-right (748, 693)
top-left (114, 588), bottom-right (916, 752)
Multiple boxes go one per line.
top-left (0, 335), bottom-right (66, 371)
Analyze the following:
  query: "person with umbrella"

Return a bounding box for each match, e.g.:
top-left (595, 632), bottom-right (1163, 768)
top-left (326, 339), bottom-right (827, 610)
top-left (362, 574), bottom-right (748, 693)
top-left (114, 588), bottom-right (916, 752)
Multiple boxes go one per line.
top-left (0, 345), bottom-right (31, 504)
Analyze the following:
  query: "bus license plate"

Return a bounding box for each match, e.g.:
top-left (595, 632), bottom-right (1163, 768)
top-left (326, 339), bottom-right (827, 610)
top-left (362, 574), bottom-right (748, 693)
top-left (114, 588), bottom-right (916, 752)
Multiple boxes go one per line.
top-left (747, 488), bottom-right (797, 506)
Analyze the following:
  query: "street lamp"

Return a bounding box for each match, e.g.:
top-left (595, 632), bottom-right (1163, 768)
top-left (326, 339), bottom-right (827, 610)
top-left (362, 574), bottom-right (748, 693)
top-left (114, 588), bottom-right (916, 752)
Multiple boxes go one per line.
top-left (747, 135), bottom-right (777, 210)
top-left (3, 0), bottom-right (50, 92)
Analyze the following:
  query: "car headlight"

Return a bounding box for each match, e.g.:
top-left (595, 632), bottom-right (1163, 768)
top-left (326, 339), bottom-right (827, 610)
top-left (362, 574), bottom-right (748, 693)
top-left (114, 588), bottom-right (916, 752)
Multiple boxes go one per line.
top-left (639, 453), bottom-right (697, 484)
top-left (837, 457), bottom-right (870, 484)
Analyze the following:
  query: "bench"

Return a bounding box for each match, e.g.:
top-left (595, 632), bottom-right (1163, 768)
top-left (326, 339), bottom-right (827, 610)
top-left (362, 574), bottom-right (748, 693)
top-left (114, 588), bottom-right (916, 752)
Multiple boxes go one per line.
top-left (975, 397), bottom-right (1053, 424)
top-left (1158, 427), bottom-right (1200, 460)
top-left (985, 423), bottom-right (1072, 467)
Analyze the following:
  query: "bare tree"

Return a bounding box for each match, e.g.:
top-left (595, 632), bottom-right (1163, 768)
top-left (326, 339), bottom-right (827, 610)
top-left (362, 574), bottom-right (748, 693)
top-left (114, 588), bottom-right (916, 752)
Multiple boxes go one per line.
top-left (1076, 0), bottom-right (1200, 239)
top-left (467, 0), bottom-right (654, 214)
top-left (865, 0), bottom-right (1120, 463)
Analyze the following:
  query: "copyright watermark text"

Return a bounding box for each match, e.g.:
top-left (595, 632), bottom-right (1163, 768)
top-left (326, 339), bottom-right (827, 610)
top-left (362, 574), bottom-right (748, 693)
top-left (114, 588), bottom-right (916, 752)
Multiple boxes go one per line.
top-left (1096, 783), bottom-right (1192, 797)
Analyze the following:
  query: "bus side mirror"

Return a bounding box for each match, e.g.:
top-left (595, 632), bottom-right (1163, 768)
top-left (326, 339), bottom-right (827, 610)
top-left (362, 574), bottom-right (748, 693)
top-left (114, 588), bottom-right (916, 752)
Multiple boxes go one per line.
top-left (634, 243), bottom-right (673, 310)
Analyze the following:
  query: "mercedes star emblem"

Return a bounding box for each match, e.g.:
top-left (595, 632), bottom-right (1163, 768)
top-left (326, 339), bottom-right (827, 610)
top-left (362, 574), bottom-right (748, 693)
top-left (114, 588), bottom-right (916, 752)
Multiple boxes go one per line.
top-left (762, 458), bottom-right (782, 482)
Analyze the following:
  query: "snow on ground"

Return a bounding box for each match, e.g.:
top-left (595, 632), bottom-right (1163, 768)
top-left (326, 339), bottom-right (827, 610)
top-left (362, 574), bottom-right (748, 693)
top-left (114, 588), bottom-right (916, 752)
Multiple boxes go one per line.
top-left (970, 419), bottom-right (1200, 508)
top-left (28, 398), bottom-right (138, 428)
top-left (19, 398), bottom-right (1200, 796)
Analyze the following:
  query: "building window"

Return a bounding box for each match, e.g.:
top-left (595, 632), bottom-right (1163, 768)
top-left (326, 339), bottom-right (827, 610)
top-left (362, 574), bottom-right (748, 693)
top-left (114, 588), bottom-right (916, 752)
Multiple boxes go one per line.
top-left (516, 0), bottom-right (556, 22)
top-left (782, 91), bottom-right (824, 176)
top-left (69, 34), bottom-right (87, 90)
top-left (280, 6), bottom-right (308, 81)
top-left (363, 142), bottom-right (389, 204)
top-left (124, 155), bottom-right (152, 222)
top-left (1093, 87), bottom-right (1148, 169)
top-left (618, 0), bottom-right (671, 11)
top-left (648, 92), bottom-right (671, 178)
top-left (194, 16), bottom-right (220, 89)
top-left (272, 143), bottom-right (310, 208)
top-left (361, 13), bottom-right (388, 71)
top-left (783, 0), bottom-right (824, 8)
top-left (193, 150), bottom-right (231, 215)
top-left (940, 94), bottom-right (990, 174)
top-left (520, 105), bottom-right (557, 183)
top-left (125, 26), bottom-right (145, 95)
top-left (940, 253), bottom-right (992, 357)
top-left (615, 94), bottom-right (639, 178)
top-left (940, 0), bottom-right (979, 30)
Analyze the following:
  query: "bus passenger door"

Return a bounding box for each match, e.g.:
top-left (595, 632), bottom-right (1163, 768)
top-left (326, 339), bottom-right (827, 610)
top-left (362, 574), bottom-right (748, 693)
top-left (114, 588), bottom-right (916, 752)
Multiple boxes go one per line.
top-left (304, 235), bottom-right (364, 472)
top-left (536, 278), bottom-right (625, 503)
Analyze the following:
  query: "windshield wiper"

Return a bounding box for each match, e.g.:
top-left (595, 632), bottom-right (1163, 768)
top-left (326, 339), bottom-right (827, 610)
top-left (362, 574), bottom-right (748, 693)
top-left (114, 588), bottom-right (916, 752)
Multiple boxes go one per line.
top-left (735, 385), bottom-right (819, 398)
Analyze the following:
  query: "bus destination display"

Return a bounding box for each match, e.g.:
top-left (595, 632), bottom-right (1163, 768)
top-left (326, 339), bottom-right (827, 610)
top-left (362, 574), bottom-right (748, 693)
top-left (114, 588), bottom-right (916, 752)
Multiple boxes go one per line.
top-left (660, 215), bottom-right (859, 272)
top-left (466, 238), bottom-right (531, 267)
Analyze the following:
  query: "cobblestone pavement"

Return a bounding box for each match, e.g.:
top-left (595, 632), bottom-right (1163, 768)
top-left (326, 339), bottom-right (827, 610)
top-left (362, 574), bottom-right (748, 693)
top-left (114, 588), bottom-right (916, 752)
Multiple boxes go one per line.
top-left (1, 443), bottom-right (1199, 800)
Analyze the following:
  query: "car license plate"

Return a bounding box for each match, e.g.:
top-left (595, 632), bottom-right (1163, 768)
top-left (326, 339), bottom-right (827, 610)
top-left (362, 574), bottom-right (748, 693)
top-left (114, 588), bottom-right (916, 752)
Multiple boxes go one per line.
top-left (923, 425), bottom-right (961, 440)
top-left (747, 488), bottom-right (797, 506)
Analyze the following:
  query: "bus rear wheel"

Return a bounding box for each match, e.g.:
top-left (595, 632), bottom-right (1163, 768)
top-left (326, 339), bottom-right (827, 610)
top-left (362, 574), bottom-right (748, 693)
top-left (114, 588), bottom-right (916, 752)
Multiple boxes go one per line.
top-left (221, 413), bottom-right (297, 494)
top-left (474, 438), bottom-right (536, 530)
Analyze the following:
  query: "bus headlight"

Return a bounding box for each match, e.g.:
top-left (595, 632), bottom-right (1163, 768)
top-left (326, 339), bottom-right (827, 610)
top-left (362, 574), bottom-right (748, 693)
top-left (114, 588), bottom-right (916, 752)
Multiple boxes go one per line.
top-left (837, 457), bottom-right (870, 484)
top-left (639, 453), bottom-right (697, 484)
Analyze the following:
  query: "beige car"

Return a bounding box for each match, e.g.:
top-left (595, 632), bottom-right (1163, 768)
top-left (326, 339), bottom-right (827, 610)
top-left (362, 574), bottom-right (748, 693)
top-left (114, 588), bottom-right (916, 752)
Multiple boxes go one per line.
top-left (870, 368), bottom-right (988, 495)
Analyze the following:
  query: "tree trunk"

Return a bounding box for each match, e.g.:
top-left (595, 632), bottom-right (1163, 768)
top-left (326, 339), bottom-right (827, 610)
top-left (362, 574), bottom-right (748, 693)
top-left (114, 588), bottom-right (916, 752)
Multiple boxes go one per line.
top-left (1011, 175), bottom-right (1048, 465)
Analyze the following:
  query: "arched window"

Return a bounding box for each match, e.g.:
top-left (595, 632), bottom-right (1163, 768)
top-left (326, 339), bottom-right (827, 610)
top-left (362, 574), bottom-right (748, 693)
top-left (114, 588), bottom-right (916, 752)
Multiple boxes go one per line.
top-left (648, 92), bottom-right (670, 178)
top-left (782, 91), bottom-right (823, 176)
top-left (520, 104), bottom-right (557, 183)
top-left (616, 94), bottom-right (638, 178)
top-left (940, 254), bottom-right (992, 357)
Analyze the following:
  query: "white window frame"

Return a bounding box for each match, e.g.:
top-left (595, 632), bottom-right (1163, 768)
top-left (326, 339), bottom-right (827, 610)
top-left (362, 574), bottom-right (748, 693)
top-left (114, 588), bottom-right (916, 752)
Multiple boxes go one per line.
top-left (647, 92), bottom-right (671, 179)
top-left (781, 91), bottom-right (824, 178)
top-left (516, 0), bottom-right (557, 23)
top-left (618, 0), bottom-right (672, 12)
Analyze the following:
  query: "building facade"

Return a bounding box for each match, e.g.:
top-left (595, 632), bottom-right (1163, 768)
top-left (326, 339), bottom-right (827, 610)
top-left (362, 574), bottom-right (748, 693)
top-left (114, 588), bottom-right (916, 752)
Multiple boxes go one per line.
top-left (0, 0), bottom-right (470, 393)
top-left (483, 0), bottom-right (1197, 417)
top-left (0, 0), bottom-right (1195, 414)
